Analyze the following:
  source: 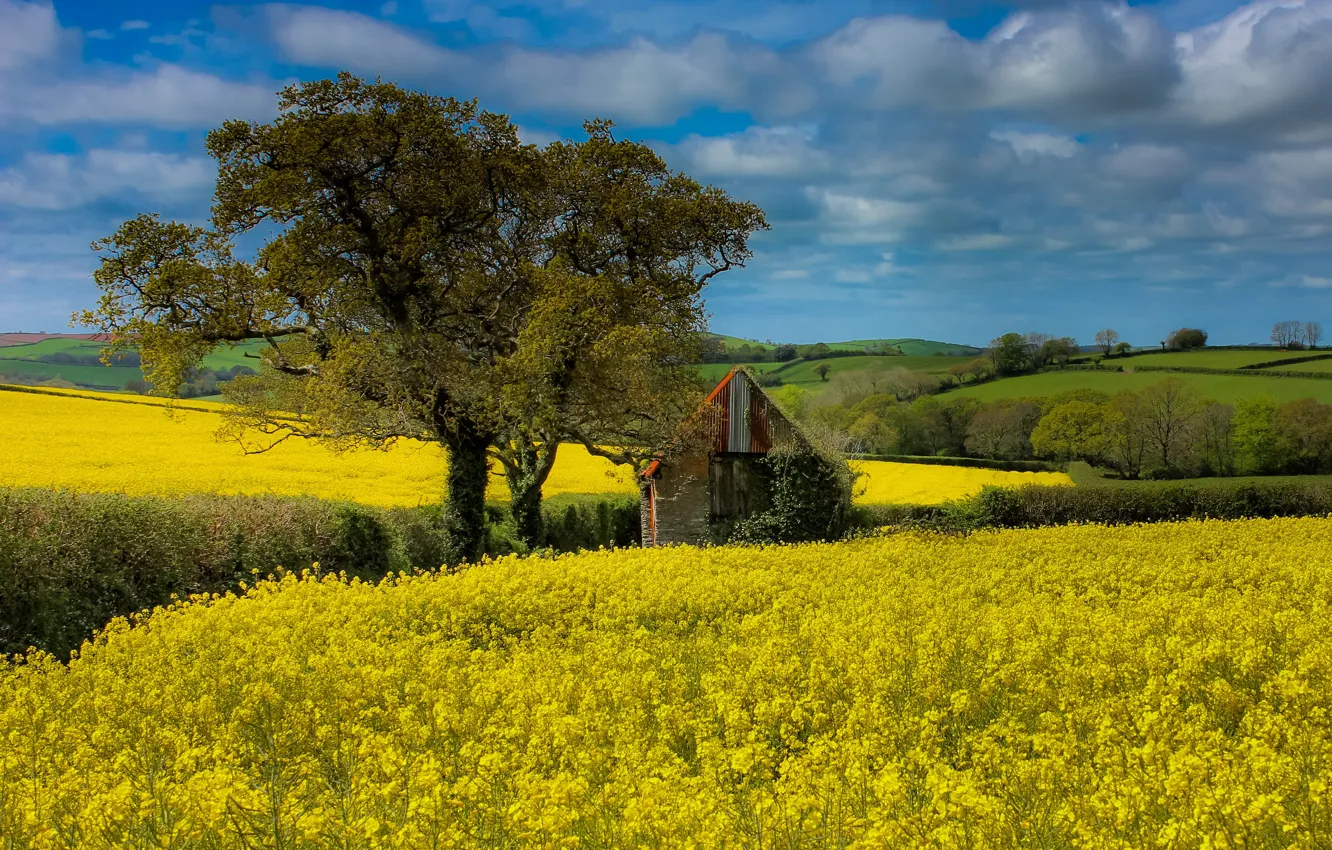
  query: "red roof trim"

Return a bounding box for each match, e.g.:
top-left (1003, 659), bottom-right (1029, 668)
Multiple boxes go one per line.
top-left (641, 368), bottom-right (739, 480)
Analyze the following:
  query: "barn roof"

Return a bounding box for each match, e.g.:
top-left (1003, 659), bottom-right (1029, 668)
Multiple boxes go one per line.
top-left (643, 367), bottom-right (807, 480)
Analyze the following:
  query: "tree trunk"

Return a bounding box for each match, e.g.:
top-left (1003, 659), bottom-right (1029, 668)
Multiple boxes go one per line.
top-left (442, 419), bottom-right (491, 563)
top-left (502, 439), bottom-right (559, 550)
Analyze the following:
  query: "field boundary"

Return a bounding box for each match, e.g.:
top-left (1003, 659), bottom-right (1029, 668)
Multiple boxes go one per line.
top-left (1060, 363), bottom-right (1332, 380)
top-left (849, 454), bottom-right (1063, 472)
top-left (0, 383), bottom-right (231, 414)
top-left (1241, 352), bottom-right (1332, 370)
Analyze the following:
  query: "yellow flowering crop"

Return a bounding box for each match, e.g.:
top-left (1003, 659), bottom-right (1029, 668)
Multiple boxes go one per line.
top-left (853, 459), bottom-right (1072, 504)
top-left (0, 387), bottom-right (638, 506)
top-left (1, 386), bottom-right (1071, 507)
top-left (3, 517), bottom-right (1330, 847)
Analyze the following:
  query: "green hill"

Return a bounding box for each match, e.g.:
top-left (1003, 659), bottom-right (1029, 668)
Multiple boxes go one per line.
top-left (830, 338), bottom-right (982, 356)
top-left (0, 339), bottom-right (268, 392)
top-left (708, 333), bottom-right (980, 356)
top-left (950, 370), bottom-right (1332, 405)
top-left (1078, 349), bottom-right (1322, 370)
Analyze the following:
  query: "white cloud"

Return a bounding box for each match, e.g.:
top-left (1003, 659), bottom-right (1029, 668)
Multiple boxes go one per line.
top-left (265, 5), bottom-right (461, 76)
top-left (938, 233), bottom-right (1017, 250)
top-left (426, 0), bottom-right (535, 40)
top-left (0, 64), bottom-right (277, 127)
top-left (265, 6), bottom-right (763, 122)
top-left (0, 0), bottom-right (59, 70)
top-left (834, 267), bottom-right (872, 283)
top-left (1299, 274), bottom-right (1332, 288)
top-left (380, 1), bottom-right (398, 15)
top-left (809, 188), bottom-right (926, 243)
top-left (980, 4), bottom-right (1177, 112)
top-left (120, 19), bottom-right (149, 30)
top-left (771, 269), bottom-right (810, 280)
top-left (990, 129), bottom-right (1080, 159)
top-left (85, 28), bottom-right (111, 40)
top-left (1171, 0), bottom-right (1332, 136)
top-left (1100, 144), bottom-right (1192, 181)
top-left (679, 126), bottom-right (826, 177)
top-left (0, 149), bottom-right (215, 210)
top-left (487, 34), bottom-right (768, 122)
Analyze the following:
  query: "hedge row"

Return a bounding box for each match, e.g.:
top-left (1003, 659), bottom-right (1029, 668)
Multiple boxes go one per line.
top-left (1127, 364), bottom-right (1332, 379)
top-left (850, 454), bottom-right (1064, 472)
top-left (855, 479), bottom-right (1332, 532)
top-left (1239, 352), bottom-right (1332, 370)
top-left (0, 488), bottom-right (639, 660)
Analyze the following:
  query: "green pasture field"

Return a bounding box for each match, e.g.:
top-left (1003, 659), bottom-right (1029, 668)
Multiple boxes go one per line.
top-left (834, 338), bottom-right (982, 356)
top-left (0, 339), bottom-right (268, 392)
top-left (1268, 359), bottom-right (1332, 373)
top-left (709, 334), bottom-right (772, 351)
top-left (0, 360), bottom-right (126, 389)
top-left (1082, 349), bottom-right (1318, 370)
top-left (794, 354), bottom-right (960, 381)
top-left (698, 354), bottom-right (964, 391)
top-left (949, 369), bottom-right (1332, 405)
top-left (1066, 461), bottom-right (1332, 489)
top-left (709, 334), bottom-right (980, 357)
top-left (696, 362), bottom-right (784, 383)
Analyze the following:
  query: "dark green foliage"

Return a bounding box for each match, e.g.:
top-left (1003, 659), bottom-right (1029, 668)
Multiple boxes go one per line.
top-left (539, 496), bottom-right (640, 553)
top-left (727, 450), bottom-right (855, 544)
top-left (853, 479), bottom-right (1332, 533)
top-left (0, 488), bottom-right (637, 660)
top-left (988, 333), bottom-right (1031, 376)
top-left (1166, 328), bottom-right (1208, 350)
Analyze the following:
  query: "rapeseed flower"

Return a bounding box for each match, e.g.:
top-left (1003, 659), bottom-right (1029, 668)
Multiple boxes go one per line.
top-left (2, 518), bottom-right (1330, 847)
top-left (1, 387), bottom-right (1071, 506)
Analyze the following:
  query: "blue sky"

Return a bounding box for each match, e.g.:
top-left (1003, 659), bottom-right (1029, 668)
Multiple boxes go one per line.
top-left (2, 0), bottom-right (1332, 347)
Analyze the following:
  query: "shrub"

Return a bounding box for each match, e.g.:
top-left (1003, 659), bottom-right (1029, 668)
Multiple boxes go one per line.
top-left (852, 478), bottom-right (1332, 534)
top-left (0, 488), bottom-right (638, 659)
top-left (729, 449), bottom-right (855, 544)
top-left (968, 480), bottom-right (1332, 529)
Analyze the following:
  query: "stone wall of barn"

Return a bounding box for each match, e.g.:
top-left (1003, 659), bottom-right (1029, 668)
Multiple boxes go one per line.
top-left (648, 451), bottom-right (711, 546)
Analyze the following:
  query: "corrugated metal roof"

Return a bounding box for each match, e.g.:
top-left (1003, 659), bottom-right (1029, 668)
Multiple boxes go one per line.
top-left (644, 368), bottom-right (798, 479)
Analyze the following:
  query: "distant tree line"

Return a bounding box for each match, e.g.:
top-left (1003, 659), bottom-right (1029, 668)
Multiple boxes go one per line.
top-left (127, 364), bottom-right (257, 399)
top-left (36, 350), bottom-right (142, 367)
top-left (699, 337), bottom-right (903, 364)
top-left (1271, 321), bottom-right (1323, 349)
top-left (789, 377), bottom-right (1332, 479)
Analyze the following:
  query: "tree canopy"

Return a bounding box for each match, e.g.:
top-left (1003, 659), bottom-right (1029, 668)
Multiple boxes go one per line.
top-left (81, 74), bottom-right (767, 557)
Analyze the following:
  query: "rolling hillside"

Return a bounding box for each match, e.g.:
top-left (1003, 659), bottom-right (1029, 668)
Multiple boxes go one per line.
top-left (0, 338), bottom-right (268, 392)
top-left (708, 333), bottom-right (981, 356)
top-left (950, 369), bottom-right (1332, 404)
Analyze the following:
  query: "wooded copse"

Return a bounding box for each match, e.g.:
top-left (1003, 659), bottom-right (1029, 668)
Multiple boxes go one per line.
top-left (79, 74), bottom-right (767, 560)
top-left (798, 377), bottom-right (1332, 479)
top-left (699, 339), bottom-right (904, 364)
top-left (1271, 320), bottom-right (1323, 349)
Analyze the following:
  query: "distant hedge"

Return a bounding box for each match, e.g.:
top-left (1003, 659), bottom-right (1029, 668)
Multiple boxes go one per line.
top-left (850, 454), bottom-right (1064, 473)
top-left (1127, 364), bottom-right (1332, 379)
top-left (855, 479), bottom-right (1332, 532)
top-left (1239, 352), bottom-right (1332, 370)
top-left (0, 488), bottom-right (638, 660)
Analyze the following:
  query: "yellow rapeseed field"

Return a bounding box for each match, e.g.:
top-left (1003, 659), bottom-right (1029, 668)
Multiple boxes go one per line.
top-left (852, 459), bottom-right (1071, 504)
top-left (0, 387), bottom-right (638, 506)
top-left (1, 387), bottom-right (1070, 506)
top-left (3, 517), bottom-right (1331, 847)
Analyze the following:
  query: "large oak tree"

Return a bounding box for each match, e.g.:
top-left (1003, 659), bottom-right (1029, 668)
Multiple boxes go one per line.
top-left (80, 74), bottom-right (766, 558)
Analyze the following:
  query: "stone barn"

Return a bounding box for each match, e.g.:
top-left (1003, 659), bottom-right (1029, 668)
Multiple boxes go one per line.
top-left (640, 367), bottom-right (810, 546)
